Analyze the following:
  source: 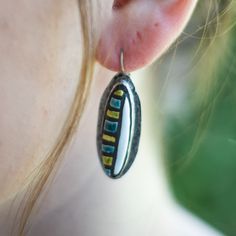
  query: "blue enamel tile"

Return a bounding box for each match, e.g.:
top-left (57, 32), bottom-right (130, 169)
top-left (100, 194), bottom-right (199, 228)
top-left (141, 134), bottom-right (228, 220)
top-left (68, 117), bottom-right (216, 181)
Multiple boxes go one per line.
top-left (110, 97), bottom-right (121, 109)
top-left (102, 144), bottom-right (115, 154)
top-left (104, 120), bottom-right (118, 133)
top-left (105, 169), bottom-right (111, 176)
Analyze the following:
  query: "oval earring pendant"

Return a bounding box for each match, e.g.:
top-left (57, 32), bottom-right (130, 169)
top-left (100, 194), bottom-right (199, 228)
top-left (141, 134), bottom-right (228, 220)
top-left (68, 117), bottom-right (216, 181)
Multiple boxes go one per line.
top-left (97, 72), bottom-right (141, 178)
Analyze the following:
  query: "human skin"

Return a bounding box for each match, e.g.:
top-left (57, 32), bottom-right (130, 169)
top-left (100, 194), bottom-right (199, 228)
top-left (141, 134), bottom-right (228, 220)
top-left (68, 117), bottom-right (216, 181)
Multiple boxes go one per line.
top-left (0, 0), bottom-right (197, 202)
top-left (1, 1), bottom-right (221, 235)
top-left (0, 0), bottom-right (82, 202)
top-left (97, 0), bottom-right (198, 71)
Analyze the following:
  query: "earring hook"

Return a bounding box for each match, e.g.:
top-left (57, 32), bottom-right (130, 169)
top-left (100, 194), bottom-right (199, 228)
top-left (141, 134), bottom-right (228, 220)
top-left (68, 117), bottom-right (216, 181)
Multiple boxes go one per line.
top-left (120, 48), bottom-right (125, 73)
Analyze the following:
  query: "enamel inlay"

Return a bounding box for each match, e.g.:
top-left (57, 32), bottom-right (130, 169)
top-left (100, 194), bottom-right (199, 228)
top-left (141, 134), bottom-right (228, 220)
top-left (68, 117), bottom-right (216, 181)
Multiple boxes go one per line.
top-left (114, 98), bottom-right (131, 175)
top-left (97, 73), bottom-right (141, 178)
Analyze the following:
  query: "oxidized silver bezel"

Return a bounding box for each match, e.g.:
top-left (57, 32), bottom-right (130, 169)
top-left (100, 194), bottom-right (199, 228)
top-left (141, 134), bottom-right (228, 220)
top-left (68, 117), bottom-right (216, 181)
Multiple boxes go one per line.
top-left (97, 72), bottom-right (141, 178)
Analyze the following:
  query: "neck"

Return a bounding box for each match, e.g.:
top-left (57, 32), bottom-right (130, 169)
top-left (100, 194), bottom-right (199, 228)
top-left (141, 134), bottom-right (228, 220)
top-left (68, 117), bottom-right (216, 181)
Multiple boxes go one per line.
top-left (0, 67), bottom-right (221, 236)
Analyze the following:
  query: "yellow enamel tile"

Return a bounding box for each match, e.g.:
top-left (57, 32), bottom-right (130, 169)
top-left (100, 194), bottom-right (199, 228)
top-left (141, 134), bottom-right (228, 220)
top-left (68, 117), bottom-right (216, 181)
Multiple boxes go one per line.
top-left (107, 110), bottom-right (120, 119)
top-left (102, 134), bottom-right (116, 143)
top-left (102, 155), bottom-right (113, 166)
top-left (114, 90), bottom-right (124, 97)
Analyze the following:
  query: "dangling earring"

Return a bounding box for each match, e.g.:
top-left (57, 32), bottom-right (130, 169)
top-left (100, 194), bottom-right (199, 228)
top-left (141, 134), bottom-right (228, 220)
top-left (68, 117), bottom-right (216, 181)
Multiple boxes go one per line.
top-left (97, 49), bottom-right (141, 179)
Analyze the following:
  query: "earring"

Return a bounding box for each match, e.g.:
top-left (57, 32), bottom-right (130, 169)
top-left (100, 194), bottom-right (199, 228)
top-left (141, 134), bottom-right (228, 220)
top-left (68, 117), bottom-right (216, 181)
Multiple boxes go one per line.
top-left (97, 49), bottom-right (141, 179)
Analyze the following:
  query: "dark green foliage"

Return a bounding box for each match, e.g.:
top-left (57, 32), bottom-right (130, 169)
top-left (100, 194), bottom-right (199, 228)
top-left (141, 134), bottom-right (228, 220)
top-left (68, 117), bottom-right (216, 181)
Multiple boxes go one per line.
top-left (164, 25), bottom-right (236, 235)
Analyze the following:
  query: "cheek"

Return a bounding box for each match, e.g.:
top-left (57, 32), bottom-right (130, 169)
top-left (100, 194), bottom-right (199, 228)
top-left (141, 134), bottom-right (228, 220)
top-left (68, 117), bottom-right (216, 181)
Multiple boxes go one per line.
top-left (96, 0), bottom-right (197, 72)
top-left (0, 0), bottom-right (81, 203)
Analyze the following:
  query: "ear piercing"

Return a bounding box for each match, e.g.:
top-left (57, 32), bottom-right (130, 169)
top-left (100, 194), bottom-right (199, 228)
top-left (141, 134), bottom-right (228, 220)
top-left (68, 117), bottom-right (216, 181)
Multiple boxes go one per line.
top-left (97, 49), bottom-right (141, 178)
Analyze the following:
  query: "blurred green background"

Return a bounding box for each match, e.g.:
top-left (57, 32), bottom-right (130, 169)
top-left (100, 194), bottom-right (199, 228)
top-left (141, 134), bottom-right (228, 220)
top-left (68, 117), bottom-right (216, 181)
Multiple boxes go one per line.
top-left (156, 2), bottom-right (236, 236)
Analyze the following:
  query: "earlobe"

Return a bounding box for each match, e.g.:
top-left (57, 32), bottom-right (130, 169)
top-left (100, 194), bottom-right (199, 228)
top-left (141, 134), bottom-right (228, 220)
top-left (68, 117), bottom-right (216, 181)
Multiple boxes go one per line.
top-left (96, 0), bottom-right (198, 72)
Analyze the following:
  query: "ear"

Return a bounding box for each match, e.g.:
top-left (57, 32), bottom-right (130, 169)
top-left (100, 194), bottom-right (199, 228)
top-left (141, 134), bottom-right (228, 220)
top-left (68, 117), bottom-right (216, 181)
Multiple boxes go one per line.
top-left (96, 0), bottom-right (198, 72)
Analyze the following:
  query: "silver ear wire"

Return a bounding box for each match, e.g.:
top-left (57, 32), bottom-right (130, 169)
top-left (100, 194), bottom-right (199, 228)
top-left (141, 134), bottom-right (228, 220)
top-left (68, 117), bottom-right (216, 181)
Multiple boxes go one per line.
top-left (120, 48), bottom-right (125, 73)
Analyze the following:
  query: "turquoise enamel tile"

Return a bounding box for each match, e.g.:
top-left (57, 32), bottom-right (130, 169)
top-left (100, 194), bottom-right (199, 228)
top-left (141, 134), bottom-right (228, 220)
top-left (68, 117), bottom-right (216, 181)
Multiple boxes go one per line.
top-left (104, 120), bottom-right (118, 133)
top-left (102, 144), bottom-right (115, 154)
top-left (110, 97), bottom-right (121, 109)
top-left (105, 169), bottom-right (111, 176)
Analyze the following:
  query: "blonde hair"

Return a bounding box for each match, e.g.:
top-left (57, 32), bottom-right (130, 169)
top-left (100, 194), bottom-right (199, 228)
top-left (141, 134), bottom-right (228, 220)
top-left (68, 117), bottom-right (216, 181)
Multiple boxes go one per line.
top-left (161, 0), bottom-right (235, 169)
top-left (14, 1), bottom-right (97, 235)
top-left (183, 0), bottom-right (235, 166)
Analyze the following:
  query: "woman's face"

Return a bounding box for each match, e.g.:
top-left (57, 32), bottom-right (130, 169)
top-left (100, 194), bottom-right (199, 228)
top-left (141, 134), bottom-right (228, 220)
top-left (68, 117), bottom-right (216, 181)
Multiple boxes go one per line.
top-left (0, 0), bottom-right (197, 203)
top-left (0, 0), bottom-right (85, 202)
